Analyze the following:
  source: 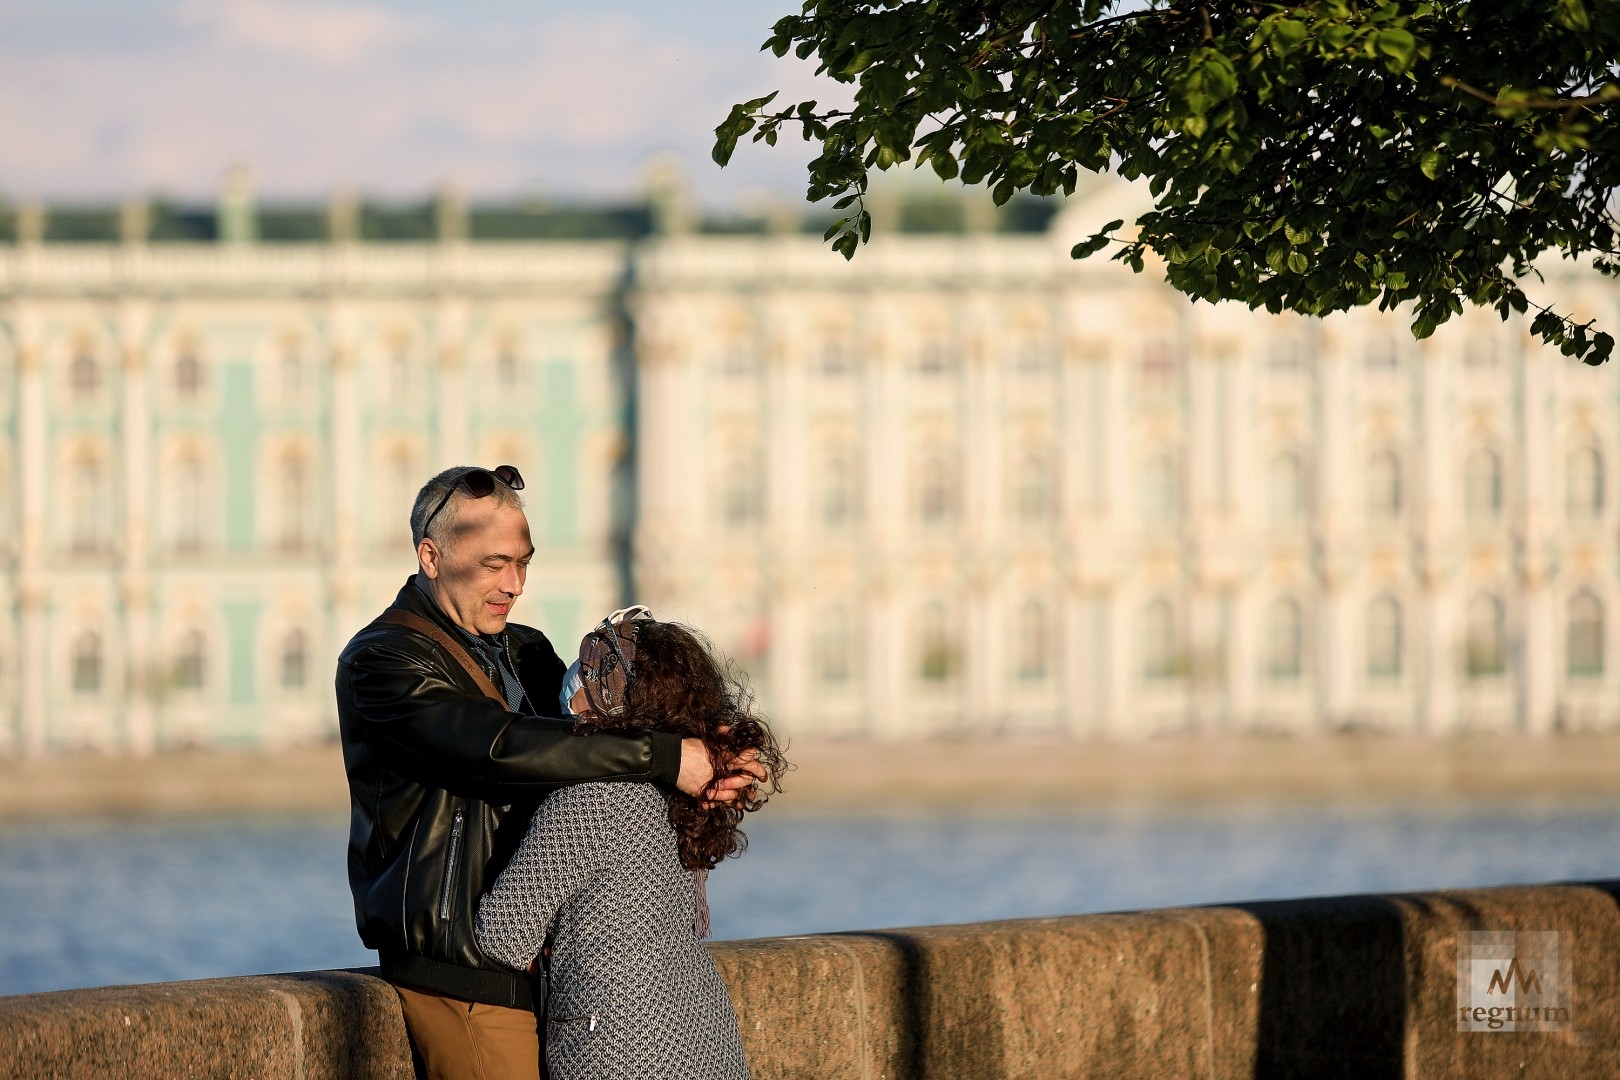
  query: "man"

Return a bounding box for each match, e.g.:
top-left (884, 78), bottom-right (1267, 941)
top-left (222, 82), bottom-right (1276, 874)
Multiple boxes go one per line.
top-left (337, 465), bottom-right (757, 1080)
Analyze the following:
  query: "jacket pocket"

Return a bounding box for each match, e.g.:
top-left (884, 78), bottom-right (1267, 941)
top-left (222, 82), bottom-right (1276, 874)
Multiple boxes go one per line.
top-left (438, 807), bottom-right (464, 921)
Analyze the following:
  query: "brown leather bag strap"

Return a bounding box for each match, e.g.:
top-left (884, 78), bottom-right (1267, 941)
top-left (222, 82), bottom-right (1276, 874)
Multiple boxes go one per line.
top-left (378, 609), bottom-right (508, 708)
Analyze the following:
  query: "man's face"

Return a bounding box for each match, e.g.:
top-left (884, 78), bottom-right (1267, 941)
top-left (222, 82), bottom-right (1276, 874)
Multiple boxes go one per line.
top-left (417, 500), bottom-right (535, 635)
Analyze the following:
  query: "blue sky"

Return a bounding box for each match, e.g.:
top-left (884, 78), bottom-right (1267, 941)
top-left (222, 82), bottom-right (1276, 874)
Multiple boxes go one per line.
top-left (0, 0), bottom-right (843, 205)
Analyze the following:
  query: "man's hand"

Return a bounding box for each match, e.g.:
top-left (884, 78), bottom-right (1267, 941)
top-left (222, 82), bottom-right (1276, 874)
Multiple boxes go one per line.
top-left (676, 738), bottom-right (768, 804)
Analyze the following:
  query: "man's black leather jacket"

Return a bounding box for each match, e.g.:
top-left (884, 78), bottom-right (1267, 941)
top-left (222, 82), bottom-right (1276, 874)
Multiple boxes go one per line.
top-left (336, 578), bottom-right (681, 1007)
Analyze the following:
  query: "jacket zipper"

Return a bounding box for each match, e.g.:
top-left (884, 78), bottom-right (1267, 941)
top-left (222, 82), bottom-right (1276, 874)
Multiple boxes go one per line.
top-left (439, 808), bottom-right (464, 921)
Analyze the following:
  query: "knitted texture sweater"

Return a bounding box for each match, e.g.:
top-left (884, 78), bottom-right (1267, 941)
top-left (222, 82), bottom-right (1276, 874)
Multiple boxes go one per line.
top-left (474, 782), bottom-right (750, 1080)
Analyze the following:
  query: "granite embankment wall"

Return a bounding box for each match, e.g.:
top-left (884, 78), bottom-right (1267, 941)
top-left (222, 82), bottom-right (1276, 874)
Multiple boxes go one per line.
top-left (4, 881), bottom-right (1619, 1079)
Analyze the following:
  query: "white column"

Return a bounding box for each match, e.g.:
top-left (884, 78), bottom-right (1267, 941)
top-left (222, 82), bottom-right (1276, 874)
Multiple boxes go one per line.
top-left (1102, 585), bottom-right (1132, 737)
top-left (866, 307), bottom-right (908, 738)
top-left (1519, 349), bottom-right (1556, 734)
top-left (962, 296), bottom-right (997, 729)
top-left (15, 325), bottom-right (46, 757)
top-left (328, 317), bottom-right (364, 642)
top-left (436, 301), bottom-right (469, 466)
top-left (1227, 584), bottom-right (1259, 731)
top-left (119, 310), bottom-right (155, 754)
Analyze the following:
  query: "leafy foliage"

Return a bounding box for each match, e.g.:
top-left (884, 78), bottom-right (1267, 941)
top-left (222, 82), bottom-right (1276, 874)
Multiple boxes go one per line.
top-left (714, 1), bottom-right (1620, 363)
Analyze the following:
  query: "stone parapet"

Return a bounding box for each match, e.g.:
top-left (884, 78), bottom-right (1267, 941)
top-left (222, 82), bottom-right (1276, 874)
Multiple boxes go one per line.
top-left (5, 881), bottom-right (1619, 1078)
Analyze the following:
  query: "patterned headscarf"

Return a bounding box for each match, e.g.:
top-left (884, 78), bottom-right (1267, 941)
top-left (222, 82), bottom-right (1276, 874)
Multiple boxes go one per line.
top-left (572, 605), bottom-right (655, 717)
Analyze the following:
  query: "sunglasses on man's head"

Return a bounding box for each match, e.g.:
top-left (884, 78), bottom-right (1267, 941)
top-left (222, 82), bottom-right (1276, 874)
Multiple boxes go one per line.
top-left (420, 464), bottom-right (525, 539)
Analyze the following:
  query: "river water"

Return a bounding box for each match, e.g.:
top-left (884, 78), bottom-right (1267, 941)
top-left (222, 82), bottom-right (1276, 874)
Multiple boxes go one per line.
top-left (2, 798), bottom-right (1616, 997)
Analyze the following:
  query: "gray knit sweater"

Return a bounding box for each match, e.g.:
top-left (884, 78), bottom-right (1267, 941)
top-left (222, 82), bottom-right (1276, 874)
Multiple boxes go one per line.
top-left (474, 782), bottom-right (750, 1080)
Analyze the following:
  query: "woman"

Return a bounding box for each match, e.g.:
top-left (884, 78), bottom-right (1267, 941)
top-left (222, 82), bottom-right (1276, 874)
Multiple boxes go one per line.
top-left (474, 606), bottom-right (787, 1080)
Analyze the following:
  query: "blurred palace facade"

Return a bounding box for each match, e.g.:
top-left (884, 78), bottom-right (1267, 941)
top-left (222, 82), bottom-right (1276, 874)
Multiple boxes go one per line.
top-left (1, 175), bottom-right (1615, 754)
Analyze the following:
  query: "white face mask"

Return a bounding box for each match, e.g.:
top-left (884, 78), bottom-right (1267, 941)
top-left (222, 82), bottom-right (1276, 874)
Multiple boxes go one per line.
top-left (559, 659), bottom-right (584, 718)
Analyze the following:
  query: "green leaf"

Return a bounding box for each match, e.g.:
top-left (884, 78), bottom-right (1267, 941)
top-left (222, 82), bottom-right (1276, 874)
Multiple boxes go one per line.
top-left (1287, 251), bottom-right (1309, 274)
top-left (1419, 150), bottom-right (1443, 179)
top-left (1374, 28), bottom-right (1417, 70)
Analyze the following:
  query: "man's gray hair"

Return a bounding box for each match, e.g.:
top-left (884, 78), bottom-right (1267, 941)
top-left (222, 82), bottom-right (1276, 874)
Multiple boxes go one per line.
top-left (410, 466), bottom-right (525, 550)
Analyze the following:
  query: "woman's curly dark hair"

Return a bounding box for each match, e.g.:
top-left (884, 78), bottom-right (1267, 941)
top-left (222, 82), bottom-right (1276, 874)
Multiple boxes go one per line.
top-left (571, 620), bottom-right (788, 871)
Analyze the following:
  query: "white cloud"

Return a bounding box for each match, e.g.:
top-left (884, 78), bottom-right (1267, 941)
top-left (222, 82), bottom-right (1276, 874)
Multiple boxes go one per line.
top-left (172, 0), bottom-right (426, 65)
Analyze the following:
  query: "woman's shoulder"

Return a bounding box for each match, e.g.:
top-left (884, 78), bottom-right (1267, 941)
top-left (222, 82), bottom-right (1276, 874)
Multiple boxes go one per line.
top-left (538, 781), bottom-right (666, 823)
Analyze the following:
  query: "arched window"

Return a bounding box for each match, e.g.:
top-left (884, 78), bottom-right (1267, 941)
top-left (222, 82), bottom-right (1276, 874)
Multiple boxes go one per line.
top-left (1141, 453), bottom-right (1179, 525)
top-left (1363, 332), bottom-right (1400, 370)
top-left (1267, 450), bottom-right (1306, 523)
top-left (495, 347), bottom-right (519, 391)
top-left (173, 349), bottom-right (202, 398)
top-left (1566, 446), bottom-right (1604, 521)
top-left (280, 344), bottom-right (305, 403)
top-left (1568, 590), bottom-right (1605, 678)
top-left (1464, 448), bottom-right (1503, 523)
top-left (1366, 595), bottom-right (1404, 679)
top-left (918, 450), bottom-right (957, 525)
top-left (917, 338), bottom-right (955, 376)
top-left (382, 446), bottom-right (418, 549)
top-left (1466, 593), bottom-right (1506, 678)
top-left (69, 351), bottom-right (99, 399)
top-left (280, 628), bottom-right (309, 690)
top-left (1265, 597), bottom-right (1304, 679)
top-left (820, 449), bottom-right (859, 530)
top-left (1014, 598), bottom-right (1052, 681)
top-left (279, 451), bottom-right (311, 551)
top-left (1142, 597), bottom-right (1179, 680)
top-left (918, 601), bottom-right (957, 683)
top-left (1366, 449), bottom-right (1403, 521)
top-left (387, 345), bottom-right (414, 403)
top-left (70, 452), bottom-right (107, 554)
top-left (721, 447), bottom-right (764, 529)
top-left (173, 629), bottom-right (206, 691)
top-left (1014, 449), bottom-right (1054, 523)
top-left (815, 605), bottom-right (854, 685)
top-left (172, 452), bottom-right (204, 552)
top-left (820, 337), bottom-right (855, 376)
top-left (71, 630), bottom-right (102, 694)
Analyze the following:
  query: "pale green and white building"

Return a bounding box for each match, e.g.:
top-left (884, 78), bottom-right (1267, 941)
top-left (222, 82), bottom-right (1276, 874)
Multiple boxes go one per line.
top-left (2, 178), bottom-right (1618, 754)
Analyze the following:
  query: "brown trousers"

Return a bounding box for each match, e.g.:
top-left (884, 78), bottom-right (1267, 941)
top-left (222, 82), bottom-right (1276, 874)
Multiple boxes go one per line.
top-left (395, 985), bottom-right (542, 1080)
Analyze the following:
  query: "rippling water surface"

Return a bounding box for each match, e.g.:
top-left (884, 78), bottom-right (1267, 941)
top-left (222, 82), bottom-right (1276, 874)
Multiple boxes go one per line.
top-left (2, 799), bottom-right (1616, 996)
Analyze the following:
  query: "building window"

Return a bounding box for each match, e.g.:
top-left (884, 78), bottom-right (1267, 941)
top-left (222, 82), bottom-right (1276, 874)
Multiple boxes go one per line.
top-left (70, 453), bottom-right (108, 554)
top-left (721, 448), bottom-right (764, 529)
top-left (917, 451), bottom-right (957, 525)
top-left (1014, 449), bottom-right (1055, 523)
top-left (173, 630), bottom-right (206, 691)
top-left (279, 451), bottom-right (312, 552)
top-left (388, 348), bottom-right (412, 403)
top-left (1142, 597), bottom-right (1180, 681)
top-left (814, 605), bottom-right (854, 686)
top-left (1465, 593), bottom-right (1506, 678)
top-left (820, 450), bottom-right (859, 530)
top-left (918, 602), bottom-right (957, 683)
top-left (69, 351), bottom-right (100, 399)
top-left (1268, 335), bottom-right (1303, 371)
top-left (1013, 337), bottom-right (1051, 375)
top-left (1014, 598), bottom-right (1052, 682)
top-left (1566, 446), bottom-right (1604, 521)
top-left (1265, 597), bottom-right (1304, 680)
top-left (1366, 449), bottom-right (1403, 521)
top-left (71, 630), bottom-right (102, 694)
top-left (1463, 448), bottom-right (1503, 523)
top-left (1464, 335), bottom-right (1502, 369)
top-left (280, 628), bottom-right (309, 690)
top-left (495, 347), bottom-right (520, 391)
top-left (280, 345), bottom-right (305, 403)
top-left (174, 350), bottom-right (203, 398)
top-left (172, 453), bottom-right (204, 552)
top-left (1568, 590), bottom-right (1605, 678)
top-left (1139, 342), bottom-right (1177, 400)
top-left (1363, 332), bottom-right (1400, 369)
top-left (820, 338), bottom-right (855, 376)
top-left (1366, 595), bottom-right (1403, 680)
top-left (1141, 453), bottom-right (1179, 525)
top-left (917, 339), bottom-right (955, 376)
top-left (1266, 450), bottom-right (1306, 524)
